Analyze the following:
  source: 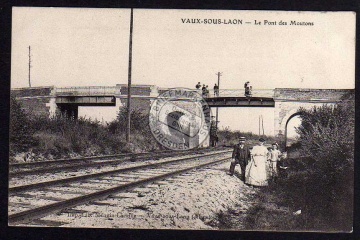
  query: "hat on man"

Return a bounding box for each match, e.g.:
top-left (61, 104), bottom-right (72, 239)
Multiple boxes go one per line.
top-left (259, 138), bottom-right (266, 142)
top-left (239, 137), bottom-right (246, 142)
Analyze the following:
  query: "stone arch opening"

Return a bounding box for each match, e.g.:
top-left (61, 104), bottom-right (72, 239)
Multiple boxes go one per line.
top-left (284, 112), bottom-right (302, 148)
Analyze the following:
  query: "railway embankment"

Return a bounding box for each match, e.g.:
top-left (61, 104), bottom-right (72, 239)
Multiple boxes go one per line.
top-left (32, 161), bottom-right (259, 229)
top-left (10, 96), bottom-right (162, 163)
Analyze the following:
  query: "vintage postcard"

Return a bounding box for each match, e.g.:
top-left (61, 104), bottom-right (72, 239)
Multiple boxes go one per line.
top-left (9, 7), bottom-right (355, 232)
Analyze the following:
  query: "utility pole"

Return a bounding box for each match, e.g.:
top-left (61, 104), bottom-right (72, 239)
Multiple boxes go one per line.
top-left (28, 46), bottom-right (32, 87)
top-left (217, 72), bottom-right (221, 89)
top-left (126, 8), bottom-right (134, 143)
top-left (215, 72), bottom-right (222, 131)
top-left (261, 115), bottom-right (265, 137)
top-left (259, 115), bottom-right (261, 136)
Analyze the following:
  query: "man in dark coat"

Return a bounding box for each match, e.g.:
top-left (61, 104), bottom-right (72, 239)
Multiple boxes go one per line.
top-left (228, 137), bottom-right (251, 181)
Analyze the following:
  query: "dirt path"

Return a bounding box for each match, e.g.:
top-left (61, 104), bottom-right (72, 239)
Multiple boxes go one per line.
top-left (34, 161), bottom-right (260, 230)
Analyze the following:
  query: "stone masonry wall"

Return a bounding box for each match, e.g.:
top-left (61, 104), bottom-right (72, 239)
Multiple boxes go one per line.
top-left (274, 101), bottom-right (328, 137)
top-left (273, 88), bottom-right (352, 137)
top-left (274, 88), bottom-right (353, 101)
top-left (117, 84), bottom-right (158, 97)
top-left (120, 98), bottom-right (152, 115)
top-left (11, 87), bottom-right (56, 117)
top-left (11, 87), bottom-right (52, 98)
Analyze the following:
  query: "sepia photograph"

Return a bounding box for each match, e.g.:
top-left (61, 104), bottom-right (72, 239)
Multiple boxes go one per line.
top-left (9, 7), bottom-right (355, 232)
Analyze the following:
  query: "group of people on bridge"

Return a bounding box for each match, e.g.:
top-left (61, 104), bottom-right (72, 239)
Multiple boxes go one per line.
top-left (195, 81), bottom-right (253, 98)
top-left (228, 137), bottom-right (284, 187)
top-left (195, 82), bottom-right (218, 98)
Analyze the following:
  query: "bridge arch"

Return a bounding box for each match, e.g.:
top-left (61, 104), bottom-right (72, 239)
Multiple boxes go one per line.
top-left (283, 111), bottom-right (302, 148)
top-left (279, 108), bottom-right (301, 137)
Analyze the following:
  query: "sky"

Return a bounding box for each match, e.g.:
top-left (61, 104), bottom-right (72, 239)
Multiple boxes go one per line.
top-left (11, 8), bottom-right (356, 136)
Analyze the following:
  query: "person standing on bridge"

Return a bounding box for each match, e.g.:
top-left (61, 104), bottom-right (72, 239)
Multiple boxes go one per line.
top-left (244, 81), bottom-right (252, 97)
top-left (205, 85), bottom-right (210, 98)
top-left (196, 82), bottom-right (201, 90)
top-left (245, 138), bottom-right (269, 186)
top-left (202, 84), bottom-right (207, 97)
top-left (214, 83), bottom-right (219, 97)
top-left (228, 137), bottom-right (250, 182)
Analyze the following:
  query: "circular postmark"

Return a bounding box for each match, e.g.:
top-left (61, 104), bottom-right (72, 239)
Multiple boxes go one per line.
top-left (149, 88), bottom-right (211, 150)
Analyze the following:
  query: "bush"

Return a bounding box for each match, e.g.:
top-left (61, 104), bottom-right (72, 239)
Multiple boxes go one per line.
top-left (296, 101), bottom-right (354, 230)
top-left (243, 95), bottom-right (354, 231)
top-left (9, 98), bottom-right (162, 160)
top-left (217, 126), bottom-right (277, 148)
top-left (296, 102), bottom-right (354, 168)
top-left (9, 96), bottom-right (37, 154)
top-left (107, 107), bottom-right (162, 151)
top-left (107, 107), bottom-right (151, 135)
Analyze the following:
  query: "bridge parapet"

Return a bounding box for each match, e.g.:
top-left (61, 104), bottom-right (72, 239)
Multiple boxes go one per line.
top-left (274, 88), bottom-right (353, 102)
top-left (117, 84), bottom-right (158, 97)
top-left (55, 86), bottom-right (118, 96)
top-left (11, 86), bottom-right (56, 117)
top-left (11, 86), bottom-right (54, 98)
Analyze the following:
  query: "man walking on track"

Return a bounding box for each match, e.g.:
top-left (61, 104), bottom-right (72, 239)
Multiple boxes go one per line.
top-left (228, 137), bottom-right (251, 181)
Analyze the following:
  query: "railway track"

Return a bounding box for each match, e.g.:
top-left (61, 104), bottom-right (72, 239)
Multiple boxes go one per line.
top-left (9, 149), bottom-right (232, 225)
top-left (10, 147), bottom-right (226, 177)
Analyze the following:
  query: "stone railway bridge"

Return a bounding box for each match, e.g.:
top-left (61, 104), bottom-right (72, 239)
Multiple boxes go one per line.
top-left (11, 84), bottom-right (353, 147)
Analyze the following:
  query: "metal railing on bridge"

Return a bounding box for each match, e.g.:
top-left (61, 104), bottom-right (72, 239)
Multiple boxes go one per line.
top-left (200, 89), bottom-right (274, 98)
top-left (55, 86), bottom-right (118, 96)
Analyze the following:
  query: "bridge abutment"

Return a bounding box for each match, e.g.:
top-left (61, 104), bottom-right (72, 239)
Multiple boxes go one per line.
top-left (11, 86), bottom-right (57, 118)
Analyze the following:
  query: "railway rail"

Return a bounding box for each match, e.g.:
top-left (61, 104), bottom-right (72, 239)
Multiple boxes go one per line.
top-left (10, 147), bottom-right (227, 177)
top-left (9, 149), bottom-right (232, 225)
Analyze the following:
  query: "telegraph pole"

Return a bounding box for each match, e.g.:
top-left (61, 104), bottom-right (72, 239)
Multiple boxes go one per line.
top-left (217, 72), bottom-right (221, 89)
top-left (215, 72), bottom-right (222, 130)
top-left (126, 8), bottom-right (134, 143)
top-left (28, 46), bottom-right (32, 87)
top-left (262, 115), bottom-right (265, 137)
top-left (259, 116), bottom-right (261, 136)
